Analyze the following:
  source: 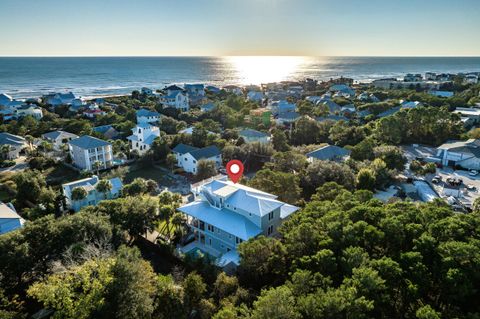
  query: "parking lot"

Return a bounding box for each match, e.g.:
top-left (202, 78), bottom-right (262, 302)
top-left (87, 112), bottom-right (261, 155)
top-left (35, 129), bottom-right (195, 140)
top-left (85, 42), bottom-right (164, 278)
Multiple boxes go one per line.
top-left (426, 167), bottom-right (480, 208)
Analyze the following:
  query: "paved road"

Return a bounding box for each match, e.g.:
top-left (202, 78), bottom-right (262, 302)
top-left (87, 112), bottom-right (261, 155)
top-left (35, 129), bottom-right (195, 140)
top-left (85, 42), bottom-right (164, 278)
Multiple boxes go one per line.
top-left (0, 157), bottom-right (28, 173)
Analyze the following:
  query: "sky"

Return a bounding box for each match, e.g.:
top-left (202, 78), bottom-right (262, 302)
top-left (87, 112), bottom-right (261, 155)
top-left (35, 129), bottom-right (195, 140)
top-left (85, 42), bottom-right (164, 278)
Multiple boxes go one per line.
top-left (0, 0), bottom-right (479, 57)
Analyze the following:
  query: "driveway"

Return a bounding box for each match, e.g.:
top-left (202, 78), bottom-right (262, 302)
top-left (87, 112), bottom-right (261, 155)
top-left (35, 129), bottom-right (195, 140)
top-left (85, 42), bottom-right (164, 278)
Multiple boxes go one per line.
top-left (0, 156), bottom-right (28, 173)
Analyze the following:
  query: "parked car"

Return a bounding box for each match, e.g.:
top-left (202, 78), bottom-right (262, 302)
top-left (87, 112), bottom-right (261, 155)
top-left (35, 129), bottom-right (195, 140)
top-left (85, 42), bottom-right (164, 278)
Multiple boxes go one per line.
top-left (469, 170), bottom-right (478, 176)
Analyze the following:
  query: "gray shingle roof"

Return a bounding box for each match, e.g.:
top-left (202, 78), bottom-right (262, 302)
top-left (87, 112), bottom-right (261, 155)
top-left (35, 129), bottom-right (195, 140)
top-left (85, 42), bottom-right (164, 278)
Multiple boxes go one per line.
top-left (190, 145), bottom-right (221, 160)
top-left (136, 108), bottom-right (160, 117)
top-left (306, 145), bottom-right (351, 161)
top-left (68, 135), bottom-right (110, 149)
top-left (239, 129), bottom-right (269, 138)
top-left (0, 133), bottom-right (26, 146)
top-left (172, 143), bottom-right (199, 154)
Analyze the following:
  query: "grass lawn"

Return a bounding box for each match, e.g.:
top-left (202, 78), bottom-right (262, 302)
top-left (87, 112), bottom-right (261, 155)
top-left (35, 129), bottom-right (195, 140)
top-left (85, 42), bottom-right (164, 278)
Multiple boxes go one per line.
top-left (43, 164), bottom-right (80, 186)
top-left (124, 164), bottom-right (173, 185)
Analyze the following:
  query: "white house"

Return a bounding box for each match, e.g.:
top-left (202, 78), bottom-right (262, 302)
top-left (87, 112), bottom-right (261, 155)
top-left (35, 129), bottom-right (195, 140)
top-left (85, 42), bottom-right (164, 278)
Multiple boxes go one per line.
top-left (42, 130), bottom-right (79, 151)
top-left (172, 144), bottom-right (222, 174)
top-left (179, 126), bottom-right (217, 136)
top-left (269, 100), bottom-right (296, 115)
top-left (0, 133), bottom-right (27, 159)
top-left (127, 123), bottom-right (161, 155)
top-left (223, 85), bottom-right (243, 96)
top-left (453, 108), bottom-right (480, 125)
top-left (404, 74), bottom-right (423, 82)
top-left (329, 84), bottom-right (355, 98)
top-left (160, 90), bottom-right (189, 111)
top-left (0, 202), bottom-right (24, 235)
top-left (184, 84), bottom-right (206, 105)
top-left (15, 105), bottom-right (43, 120)
top-left (136, 108), bottom-right (161, 124)
top-left (400, 100), bottom-right (423, 109)
top-left (306, 144), bottom-right (351, 163)
top-left (437, 139), bottom-right (480, 170)
top-left (238, 129), bottom-right (271, 144)
top-left (44, 92), bottom-right (76, 107)
top-left (62, 175), bottom-right (123, 212)
top-left (464, 74), bottom-right (479, 84)
top-left (68, 135), bottom-right (113, 171)
top-left (178, 177), bottom-right (299, 268)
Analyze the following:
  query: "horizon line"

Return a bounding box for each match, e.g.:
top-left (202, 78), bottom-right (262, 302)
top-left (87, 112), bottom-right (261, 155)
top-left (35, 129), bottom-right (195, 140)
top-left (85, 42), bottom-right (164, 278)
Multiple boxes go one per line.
top-left (1, 55), bottom-right (480, 58)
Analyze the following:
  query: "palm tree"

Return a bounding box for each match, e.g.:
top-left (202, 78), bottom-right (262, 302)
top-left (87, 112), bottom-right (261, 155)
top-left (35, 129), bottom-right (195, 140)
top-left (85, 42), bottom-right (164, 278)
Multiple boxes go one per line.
top-left (25, 135), bottom-right (34, 154)
top-left (95, 179), bottom-right (112, 200)
top-left (92, 160), bottom-right (102, 176)
top-left (39, 140), bottom-right (53, 156)
top-left (71, 187), bottom-right (87, 202)
top-left (0, 145), bottom-right (12, 160)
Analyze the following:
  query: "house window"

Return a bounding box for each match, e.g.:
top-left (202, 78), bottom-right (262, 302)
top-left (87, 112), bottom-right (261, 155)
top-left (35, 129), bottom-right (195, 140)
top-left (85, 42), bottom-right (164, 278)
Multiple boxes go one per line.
top-left (268, 211), bottom-right (274, 221)
top-left (207, 224), bottom-right (215, 232)
top-left (267, 225), bottom-right (274, 235)
top-left (236, 237), bottom-right (243, 244)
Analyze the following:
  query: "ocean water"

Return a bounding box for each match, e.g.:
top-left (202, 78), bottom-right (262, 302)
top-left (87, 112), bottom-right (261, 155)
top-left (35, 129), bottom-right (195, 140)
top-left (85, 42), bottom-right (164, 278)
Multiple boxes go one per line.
top-left (0, 56), bottom-right (479, 99)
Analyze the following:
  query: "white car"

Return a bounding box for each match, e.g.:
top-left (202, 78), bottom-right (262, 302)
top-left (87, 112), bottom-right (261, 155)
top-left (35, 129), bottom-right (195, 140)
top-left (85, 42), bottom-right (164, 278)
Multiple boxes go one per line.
top-left (469, 170), bottom-right (478, 176)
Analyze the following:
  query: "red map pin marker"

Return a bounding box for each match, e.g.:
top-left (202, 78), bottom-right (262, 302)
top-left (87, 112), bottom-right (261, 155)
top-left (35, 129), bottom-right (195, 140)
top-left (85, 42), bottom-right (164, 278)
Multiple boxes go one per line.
top-left (226, 160), bottom-right (244, 184)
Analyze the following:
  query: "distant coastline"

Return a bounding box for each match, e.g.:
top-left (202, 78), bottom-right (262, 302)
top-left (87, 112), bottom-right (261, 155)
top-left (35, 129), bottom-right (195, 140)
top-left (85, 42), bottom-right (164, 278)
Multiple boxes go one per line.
top-left (1, 56), bottom-right (479, 99)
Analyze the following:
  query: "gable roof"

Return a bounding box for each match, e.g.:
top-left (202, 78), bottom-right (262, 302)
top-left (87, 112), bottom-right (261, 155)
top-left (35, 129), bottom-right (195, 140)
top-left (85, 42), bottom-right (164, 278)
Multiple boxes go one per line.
top-left (0, 133), bottom-right (26, 146)
top-left (172, 143), bottom-right (199, 154)
top-left (68, 135), bottom-right (110, 149)
top-left (0, 202), bottom-right (20, 219)
top-left (42, 130), bottom-right (78, 141)
top-left (165, 85), bottom-right (184, 92)
top-left (202, 179), bottom-right (289, 217)
top-left (239, 129), bottom-right (269, 138)
top-left (189, 145), bottom-right (221, 160)
top-left (136, 108), bottom-right (160, 117)
top-left (92, 125), bottom-right (117, 134)
top-left (306, 144), bottom-right (351, 161)
top-left (438, 139), bottom-right (480, 158)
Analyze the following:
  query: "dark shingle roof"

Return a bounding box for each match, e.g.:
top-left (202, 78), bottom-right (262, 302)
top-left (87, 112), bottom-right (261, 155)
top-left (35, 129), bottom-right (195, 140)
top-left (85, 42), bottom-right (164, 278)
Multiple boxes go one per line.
top-left (172, 143), bottom-right (199, 154)
top-left (189, 145), bottom-right (221, 160)
top-left (68, 135), bottom-right (110, 149)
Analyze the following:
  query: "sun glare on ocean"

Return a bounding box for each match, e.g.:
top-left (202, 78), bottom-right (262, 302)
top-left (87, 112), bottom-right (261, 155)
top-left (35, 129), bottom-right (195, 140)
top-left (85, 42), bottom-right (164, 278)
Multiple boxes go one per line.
top-left (226, 56), bottom-right (306, 85)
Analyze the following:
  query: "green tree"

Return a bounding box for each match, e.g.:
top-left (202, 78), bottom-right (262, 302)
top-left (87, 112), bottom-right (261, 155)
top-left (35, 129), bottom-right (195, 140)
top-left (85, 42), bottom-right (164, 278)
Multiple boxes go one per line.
top-left (248, 169), bottom-right (301, 203)
top-left (250, 286), bottom-right (300, 319)
top-left (271, 129), bottom-right (290, 152)
top-left (238, 236), bottom-right (287, 289)
top-left (196, 159), bottom-right (217, 180)
top-left (95, 179), bottom-right (112, 200)
top-left (166, 153), bottom-right (177, 171)
top-left (182, 272), bottom-right (207, 316)
top-left (28, 258), bottom-right (115, 319)
top-left (356, 168), bottom-right (376, 191)
top-left (71, 187), bottom-right (88, 202)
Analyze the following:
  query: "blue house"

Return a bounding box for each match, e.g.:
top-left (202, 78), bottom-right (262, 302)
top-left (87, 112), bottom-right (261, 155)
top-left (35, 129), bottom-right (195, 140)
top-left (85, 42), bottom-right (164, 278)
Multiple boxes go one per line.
top-left (0, 202), bottom-right (24, 235)
top-left (178, 177), bottom-right (299, 269)
top-left (62, 175), bottom-right (123, 212)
